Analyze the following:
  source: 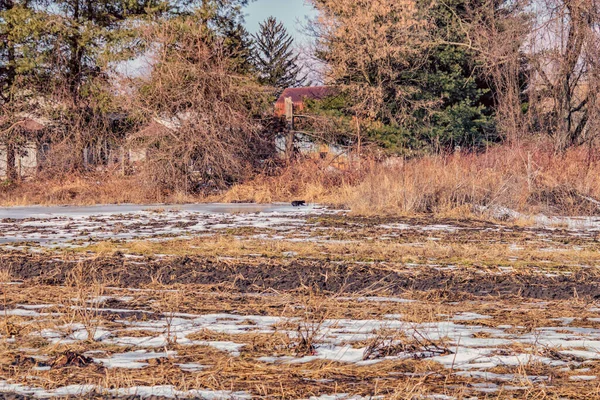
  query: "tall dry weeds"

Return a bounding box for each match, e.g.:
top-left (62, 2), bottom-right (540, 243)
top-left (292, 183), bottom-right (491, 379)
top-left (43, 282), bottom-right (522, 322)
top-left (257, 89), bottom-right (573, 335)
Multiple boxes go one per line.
top-left (3, 142), bottom-right (600, 218)
top-left (225, 142), bottom-right (600, 217)
top-left (65, 261), bottom-right (109, 342)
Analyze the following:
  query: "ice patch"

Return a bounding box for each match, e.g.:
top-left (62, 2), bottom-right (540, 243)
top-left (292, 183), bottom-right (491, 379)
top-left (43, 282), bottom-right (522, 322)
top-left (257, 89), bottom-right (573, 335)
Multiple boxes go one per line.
top-left (569, 375), bottom-right (597, 381)
top-left (177, 363), bottom-right (207, 372)
top-left (94, 350), bottom-right (176, 369)
top-left (107, 386), bottom-right (251, 399)
top-left (0, 381), bottom-right (250, 399)
top-left (452, 312), bottom-right (492, 321)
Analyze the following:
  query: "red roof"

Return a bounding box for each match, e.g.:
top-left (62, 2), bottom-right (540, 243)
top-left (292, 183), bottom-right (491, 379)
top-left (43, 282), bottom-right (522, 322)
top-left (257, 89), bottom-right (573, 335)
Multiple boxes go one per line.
top-left (275, 86), bottom-right (332, 106)
top-left (0, 117), bottom-right (46, 134)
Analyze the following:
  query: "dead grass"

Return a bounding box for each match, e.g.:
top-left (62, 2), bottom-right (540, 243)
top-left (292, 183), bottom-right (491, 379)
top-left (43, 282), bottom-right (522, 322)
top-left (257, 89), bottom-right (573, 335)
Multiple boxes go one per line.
top-left (223, 142), bottom-right (600, 217)
top-left (4, 155), bottom-right (600, 397)
top-left (6, 143), bottom-right (600, 220)
top-left (1, 282), bottom-right (599, 398)
top-left (2, 275), bottom-right (600, 398)
top-left (81, 234), bottom-right (600, 272)
top-left (0, 174), bottom-right (197, 206)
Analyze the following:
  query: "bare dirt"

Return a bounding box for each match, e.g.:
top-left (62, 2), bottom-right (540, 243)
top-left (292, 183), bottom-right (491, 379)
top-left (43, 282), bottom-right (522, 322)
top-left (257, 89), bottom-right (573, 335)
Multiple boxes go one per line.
top-left (3, 253), bottom-right (599, 301)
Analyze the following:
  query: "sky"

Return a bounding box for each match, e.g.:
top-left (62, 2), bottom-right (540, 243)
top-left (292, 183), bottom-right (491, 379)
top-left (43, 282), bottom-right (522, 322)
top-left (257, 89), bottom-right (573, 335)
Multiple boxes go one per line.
top-left (243, 0), bottom-right (316, 41)
top-left (118, 0), bottom-right (318, 79)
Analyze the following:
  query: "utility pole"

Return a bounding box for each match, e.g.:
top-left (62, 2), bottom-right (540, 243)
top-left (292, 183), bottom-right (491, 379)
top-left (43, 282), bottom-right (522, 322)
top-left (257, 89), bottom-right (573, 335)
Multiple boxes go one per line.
top-left (284, 97), bottom-right (295, 160)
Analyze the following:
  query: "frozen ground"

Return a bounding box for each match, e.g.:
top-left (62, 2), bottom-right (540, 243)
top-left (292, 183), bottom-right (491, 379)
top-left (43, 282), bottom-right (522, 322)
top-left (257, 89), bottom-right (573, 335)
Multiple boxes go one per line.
top-left (3, 203), bottom-right (600, 250)
top-left (0, 203), bottom-right (330, 247)
top-left (0, 203), bottom-right (322, 219)
top-left (1, 204), bottom-right (600, 398)
top-left (3, 288), bottom-right (600, 398)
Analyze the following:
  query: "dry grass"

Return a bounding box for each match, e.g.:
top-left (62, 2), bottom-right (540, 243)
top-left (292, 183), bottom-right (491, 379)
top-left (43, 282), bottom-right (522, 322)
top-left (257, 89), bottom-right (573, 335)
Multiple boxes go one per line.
top-left (3, 143), bottom-right (600, 219)
top-left (2, 280), bottom-right (600, 398)
top-left (82, 234), bottom-right (600, 272)
top-left (224, 142), bottom-right (600, 217)
top-left (2, 190), bottom-right (600, 398)
top-left (0, 174), bottom-right (197, 206)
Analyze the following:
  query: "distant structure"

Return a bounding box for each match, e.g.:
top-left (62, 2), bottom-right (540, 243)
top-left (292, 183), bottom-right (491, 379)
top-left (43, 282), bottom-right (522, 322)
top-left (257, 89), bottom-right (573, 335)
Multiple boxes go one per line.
top-left (274, 86), bottom-right (332, 117)
top-left (0, 115), bottom-right (49, 179)
top-left (126, 118), bottom-right (177, 164)
top-left (127, 115), bottom-right (191, 165)
top-left (274, 86), bottom-right (351, 169)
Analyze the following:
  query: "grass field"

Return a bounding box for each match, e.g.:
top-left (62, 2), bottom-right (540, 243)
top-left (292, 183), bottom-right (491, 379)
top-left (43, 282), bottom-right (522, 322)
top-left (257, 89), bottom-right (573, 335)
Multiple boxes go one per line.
top-left (1, 206), bottom-right (600, 398)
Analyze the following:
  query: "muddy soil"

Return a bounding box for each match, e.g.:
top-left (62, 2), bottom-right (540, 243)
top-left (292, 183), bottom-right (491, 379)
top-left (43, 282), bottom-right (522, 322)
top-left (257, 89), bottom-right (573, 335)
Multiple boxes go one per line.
top-left (3, 253), bottom-right (598, 300)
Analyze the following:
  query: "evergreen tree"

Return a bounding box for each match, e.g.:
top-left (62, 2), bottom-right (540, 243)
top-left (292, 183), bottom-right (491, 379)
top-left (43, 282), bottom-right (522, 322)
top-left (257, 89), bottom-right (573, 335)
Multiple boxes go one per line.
top-left (252, 16), bottom-right (303, 89)
top-left (408, 0), bottom-right (496, 150)
top-left (0, 0), bottom-right (45, 104)
top-left (0, 0), bottom-right (48, 180)
top-left (222, 23), bottom-right (255, 74)
top-left (310, 0), bottom-right (498, 152)
top-left (41, 0), bottom-right (168, 107)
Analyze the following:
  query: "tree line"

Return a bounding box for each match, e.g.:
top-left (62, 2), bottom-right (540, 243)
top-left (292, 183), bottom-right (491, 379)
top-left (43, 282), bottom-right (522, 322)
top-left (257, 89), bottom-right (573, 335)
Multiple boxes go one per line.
top-left (310, 0), bottom-right (600, 154)
top-left (1, 0), bottom-right (598, 192)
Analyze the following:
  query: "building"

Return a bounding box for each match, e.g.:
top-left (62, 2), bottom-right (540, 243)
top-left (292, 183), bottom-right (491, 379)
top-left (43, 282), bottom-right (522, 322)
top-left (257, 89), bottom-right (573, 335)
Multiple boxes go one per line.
top-left (274, 86), bottom-right (352, 168)
top-left (126, 117), bottom-right (181, 164)
top-left (274, 86), bottom-right (332, 117)
top-left (0, 116), bottom-right (49, 179)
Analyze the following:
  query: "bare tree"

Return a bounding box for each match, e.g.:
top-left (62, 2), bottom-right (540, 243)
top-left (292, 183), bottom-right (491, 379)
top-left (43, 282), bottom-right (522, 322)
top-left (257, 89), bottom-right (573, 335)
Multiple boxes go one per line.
top-left (131, 16), bottom-right (272, 194)
top-left (463, 0), bottom-right (533, 143)
top-left (528, 0), bottom-right (600, 151)
top-left (308, 0), bottom-right (435, 124)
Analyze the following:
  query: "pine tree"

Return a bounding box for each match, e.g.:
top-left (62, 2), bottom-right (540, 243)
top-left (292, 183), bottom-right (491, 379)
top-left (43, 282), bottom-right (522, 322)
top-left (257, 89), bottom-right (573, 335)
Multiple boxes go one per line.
top-left (222, 23), bottom-right (255, 74)
top-left (0, 0), bottom-right (48, 180)
top-left (252, 16), bottom-right (303, 90)
top-left (0, 0), bottom-right (45, 104)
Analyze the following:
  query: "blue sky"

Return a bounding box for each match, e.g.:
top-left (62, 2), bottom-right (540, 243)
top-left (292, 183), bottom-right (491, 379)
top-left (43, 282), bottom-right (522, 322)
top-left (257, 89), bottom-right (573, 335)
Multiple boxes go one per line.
top-left (119, 0), bottom-right (317, 78)
top-left (243, 0), bottom-right (316, 41)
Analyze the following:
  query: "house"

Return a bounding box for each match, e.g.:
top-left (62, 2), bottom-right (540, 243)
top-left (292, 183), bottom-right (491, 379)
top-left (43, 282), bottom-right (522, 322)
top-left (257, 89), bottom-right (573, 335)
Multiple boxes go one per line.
top-left (79, 113), bottom-right (150, 172)
top-left (274, 86), bottom-right (352, 168)
top-left (81, 113), bottom-right (133, 170)
top-left (126, 117), bottom-right (181, 164)
top-left (274, 86), bottom-right (332, 117)
top-left (0, 116), bottom-right (49, 179)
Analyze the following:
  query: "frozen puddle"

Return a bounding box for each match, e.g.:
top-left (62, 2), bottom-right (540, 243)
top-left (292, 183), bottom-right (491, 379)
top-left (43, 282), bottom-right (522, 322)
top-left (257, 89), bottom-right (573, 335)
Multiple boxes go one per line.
top-left (92, 350), bottom-right (177, 369)
top-left (0, 203), bottom-right (321, 219)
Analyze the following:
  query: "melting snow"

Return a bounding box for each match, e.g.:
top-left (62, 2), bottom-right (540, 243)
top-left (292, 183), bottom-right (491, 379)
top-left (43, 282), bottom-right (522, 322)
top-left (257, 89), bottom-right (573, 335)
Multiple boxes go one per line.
top-left (0, 381), bottom-right (250, 399)
top-left (93, 350), bottom-right (177, 369)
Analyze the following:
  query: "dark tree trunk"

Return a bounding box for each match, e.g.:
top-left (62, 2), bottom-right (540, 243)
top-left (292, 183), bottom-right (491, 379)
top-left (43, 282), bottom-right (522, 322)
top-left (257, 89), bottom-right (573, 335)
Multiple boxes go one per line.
top-left (6, 141), bottom-right (16, 180)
